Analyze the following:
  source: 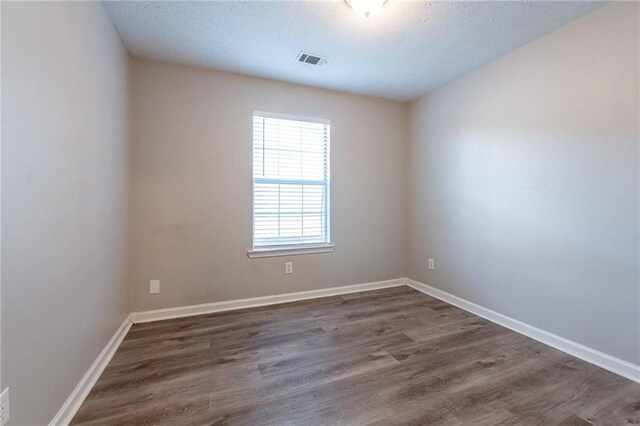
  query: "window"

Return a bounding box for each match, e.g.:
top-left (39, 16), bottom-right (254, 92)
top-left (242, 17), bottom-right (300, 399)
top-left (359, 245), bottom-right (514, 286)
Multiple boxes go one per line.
top-left (249, 112), bottom-right (332, 257)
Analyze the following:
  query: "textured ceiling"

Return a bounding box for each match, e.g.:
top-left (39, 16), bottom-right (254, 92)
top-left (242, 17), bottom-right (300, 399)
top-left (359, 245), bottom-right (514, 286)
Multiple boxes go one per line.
top-left (103, 1), bottom-right (606, 102)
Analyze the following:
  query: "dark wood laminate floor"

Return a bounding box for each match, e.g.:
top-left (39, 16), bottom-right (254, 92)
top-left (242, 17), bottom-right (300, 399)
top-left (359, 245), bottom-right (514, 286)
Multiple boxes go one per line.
top-left (72, 286), bottom-right (640, 425)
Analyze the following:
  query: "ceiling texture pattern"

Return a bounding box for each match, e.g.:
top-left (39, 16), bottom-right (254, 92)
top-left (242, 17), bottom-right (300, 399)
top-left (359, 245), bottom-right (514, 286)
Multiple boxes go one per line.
top-left (103, 1), bottom-right (606, 101)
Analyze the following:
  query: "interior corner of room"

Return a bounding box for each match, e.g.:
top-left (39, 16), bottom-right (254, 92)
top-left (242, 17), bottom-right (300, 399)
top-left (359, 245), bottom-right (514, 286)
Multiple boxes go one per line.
top-left (1, 0), bottom-right (639, 425)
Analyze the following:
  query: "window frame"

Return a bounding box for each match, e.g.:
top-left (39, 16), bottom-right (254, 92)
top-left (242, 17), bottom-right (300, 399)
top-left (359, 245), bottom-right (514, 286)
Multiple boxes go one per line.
top-left (247, 111), bottom-right (334, 258)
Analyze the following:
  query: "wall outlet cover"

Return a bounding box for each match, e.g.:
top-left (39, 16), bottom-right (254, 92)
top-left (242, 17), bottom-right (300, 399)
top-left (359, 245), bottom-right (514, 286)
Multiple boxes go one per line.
top-left (150, 280), bottom-right (160, 294)
top-left (285, 262), bottom-right (293, 274)
top-left (428, 258), bottom-right (435, 270)
top-left (1, 387), bottom-right (10, 426)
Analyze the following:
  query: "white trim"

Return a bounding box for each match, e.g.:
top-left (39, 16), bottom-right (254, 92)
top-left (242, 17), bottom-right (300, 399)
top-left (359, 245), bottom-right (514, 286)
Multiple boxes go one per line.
top-left (131, 278), bottom-right (405, 323)
top-left (406, 278), bottom-right (640, 384)
top-left (253, 110), bottom-right (331, 125)
top-left (248, 244), bottom-right (335, 258)
top-left (49, 315), bottom-right (133, 426)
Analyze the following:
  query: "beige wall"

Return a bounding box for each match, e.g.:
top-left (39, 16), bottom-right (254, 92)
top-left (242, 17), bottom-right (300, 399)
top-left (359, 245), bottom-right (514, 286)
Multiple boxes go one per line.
top-left (407, 3), bottom-right (640, 365)
top-left (1, 2), bottom-right (131, 424)
top-left (131, 59), bottom-right (407, 311)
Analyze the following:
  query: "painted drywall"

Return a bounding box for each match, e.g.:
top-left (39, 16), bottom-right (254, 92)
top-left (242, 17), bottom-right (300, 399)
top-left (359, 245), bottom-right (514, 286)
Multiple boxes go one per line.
top-left (1, 2), bottom-right (131, 424)
top-left (408, 2), bottom-right (640, 365)
top-left (130, 59), bottom-right (407, 311)
top-left (0, 0), bottom-right (3, 395)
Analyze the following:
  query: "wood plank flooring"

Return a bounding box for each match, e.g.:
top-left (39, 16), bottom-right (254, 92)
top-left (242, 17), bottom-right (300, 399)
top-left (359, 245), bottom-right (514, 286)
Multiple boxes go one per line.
top-left (71, 286), bottom-right (640, 425)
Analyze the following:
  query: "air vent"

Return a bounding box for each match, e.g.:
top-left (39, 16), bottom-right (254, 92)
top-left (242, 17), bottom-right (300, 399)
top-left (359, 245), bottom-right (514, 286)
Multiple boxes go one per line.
top-left (297, 52), bottom-right (328, 67)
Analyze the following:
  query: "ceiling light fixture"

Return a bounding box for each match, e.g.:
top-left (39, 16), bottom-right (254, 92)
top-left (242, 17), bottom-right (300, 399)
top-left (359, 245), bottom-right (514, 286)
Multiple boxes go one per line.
top-left (346, 0), bottom-right (387, 18)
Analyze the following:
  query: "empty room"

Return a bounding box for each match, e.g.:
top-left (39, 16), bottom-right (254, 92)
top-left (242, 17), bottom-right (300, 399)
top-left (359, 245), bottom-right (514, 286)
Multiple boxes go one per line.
top-left (1, 0), bottom-right (639, 424)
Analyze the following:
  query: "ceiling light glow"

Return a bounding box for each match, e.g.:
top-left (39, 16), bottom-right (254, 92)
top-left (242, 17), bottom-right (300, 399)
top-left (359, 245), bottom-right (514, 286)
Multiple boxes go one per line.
top-left (346, 0), bottom-right (387, 18)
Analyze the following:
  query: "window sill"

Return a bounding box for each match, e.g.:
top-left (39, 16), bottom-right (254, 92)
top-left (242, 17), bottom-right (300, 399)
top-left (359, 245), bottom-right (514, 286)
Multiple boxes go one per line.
top-left (247, 244), bottom-right (335, 258)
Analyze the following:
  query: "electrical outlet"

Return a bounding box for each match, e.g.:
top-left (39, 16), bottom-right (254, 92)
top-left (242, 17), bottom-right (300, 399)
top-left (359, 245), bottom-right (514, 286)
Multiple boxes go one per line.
top-left (1, 388), bottom-right (10, 426)
top-left (285, 262), bottom-right (293, 274)
top-left (428, 258), bottom-right (435, 270)
top-left (150, 280), bottom-right (160, 294)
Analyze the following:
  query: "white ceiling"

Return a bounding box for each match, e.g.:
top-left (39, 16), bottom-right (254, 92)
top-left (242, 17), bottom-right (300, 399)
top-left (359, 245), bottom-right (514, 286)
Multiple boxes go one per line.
top-left (103, 1), bottom-right (606, 102)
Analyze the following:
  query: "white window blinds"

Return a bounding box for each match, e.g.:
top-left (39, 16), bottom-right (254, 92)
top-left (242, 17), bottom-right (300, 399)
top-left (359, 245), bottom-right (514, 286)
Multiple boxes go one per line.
top-left (252, 112), bottom-right (330, 248)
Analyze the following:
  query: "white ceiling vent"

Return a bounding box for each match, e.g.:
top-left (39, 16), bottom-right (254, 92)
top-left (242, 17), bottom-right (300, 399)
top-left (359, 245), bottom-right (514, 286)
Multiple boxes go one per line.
top-left (297, 52), bottom-right (328, 67)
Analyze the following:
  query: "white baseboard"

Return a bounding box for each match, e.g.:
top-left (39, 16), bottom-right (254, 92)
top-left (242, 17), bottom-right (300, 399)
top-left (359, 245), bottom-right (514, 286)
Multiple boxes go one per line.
top-left (406, 278), bottom-right (640, 384)
top-left (49, 315), bottom-right (133, 426)
top-left (131, 278), bottom-right (406, 323)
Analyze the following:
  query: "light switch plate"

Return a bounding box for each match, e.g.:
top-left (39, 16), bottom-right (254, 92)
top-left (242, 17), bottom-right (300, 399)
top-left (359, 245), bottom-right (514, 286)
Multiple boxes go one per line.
top-left (150, 280), bottom-right (160, 294)
top-left (285, 262), bottom-right (293, 274)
